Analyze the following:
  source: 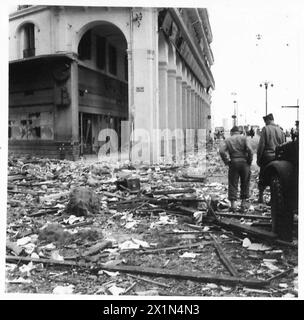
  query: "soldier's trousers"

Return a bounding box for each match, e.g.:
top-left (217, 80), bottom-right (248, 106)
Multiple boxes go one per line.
top-left (228, 158), bottom-right (251, 201)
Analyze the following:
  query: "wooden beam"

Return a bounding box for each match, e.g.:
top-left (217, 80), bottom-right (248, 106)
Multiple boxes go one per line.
top-left (97, 264), bottom-right (269, 288)
top-left (6, 255), bottom-right (91, 268)
top-left (216, 212), bottom-right (271, 220)
top-left (210, 234), bottom-right (239, 277)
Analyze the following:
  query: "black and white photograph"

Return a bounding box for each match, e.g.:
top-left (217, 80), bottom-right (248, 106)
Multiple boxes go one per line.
top-left (1, 0), bottom-right (303, 301)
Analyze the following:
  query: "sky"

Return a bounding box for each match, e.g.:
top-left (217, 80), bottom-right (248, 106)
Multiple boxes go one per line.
top-left (208, 1), bottom-right (304, 130)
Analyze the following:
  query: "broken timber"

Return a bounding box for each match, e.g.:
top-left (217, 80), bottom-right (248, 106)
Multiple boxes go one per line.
top-left (97, 264), bottom-right (269, 288)
top-left (215, 212), bottom-right (271, 220)
top-left (210, 234), bottom-right (239, 277)
top-left (6, 255), bottom-right (91, 268)
top-left (136, 242), bottom-right (210, 255)
top-left (148, 188), bottom-right (195, 196)
top-left (214, 217), bottom-right (277, 241)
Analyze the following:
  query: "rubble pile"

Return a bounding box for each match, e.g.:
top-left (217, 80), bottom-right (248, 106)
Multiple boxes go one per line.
top-left (5, 146), bottom-right (298, 297)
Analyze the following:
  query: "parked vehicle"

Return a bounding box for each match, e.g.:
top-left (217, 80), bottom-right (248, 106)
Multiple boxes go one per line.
top-left (262, 140), bottom-right (299, 241)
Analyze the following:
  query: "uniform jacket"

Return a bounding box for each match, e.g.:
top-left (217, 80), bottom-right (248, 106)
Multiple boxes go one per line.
top-left (219, 133), bottom-right (253, 165)
top-left (257, 123), bottom-right (285, 166)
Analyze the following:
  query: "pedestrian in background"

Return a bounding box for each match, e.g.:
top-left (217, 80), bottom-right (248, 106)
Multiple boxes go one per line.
top-left (249, 126), bottom-right (255, 138)
top-left (219, 126), bottom-right (253, 212)
top-left (257, 113), bottom-right (285, 203)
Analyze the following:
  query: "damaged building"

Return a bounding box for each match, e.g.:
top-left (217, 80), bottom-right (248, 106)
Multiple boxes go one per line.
top-left (8, 5), bottom-right (215, 161)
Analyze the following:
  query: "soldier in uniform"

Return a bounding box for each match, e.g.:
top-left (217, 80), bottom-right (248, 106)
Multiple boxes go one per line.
top-left (219, 126), bottom-right (253, 212)
top-left (257, 113), bottom-right (285, 203)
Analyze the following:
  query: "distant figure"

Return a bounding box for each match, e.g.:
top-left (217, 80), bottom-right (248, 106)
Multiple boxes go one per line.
top-left (290, 127), bottom-right (296, 142)
top-left (257, 113), bottom-right (286, 203)
top-left (249, 127), bottom-right (255, 138)
top-left (219, 126), bottom-right (253, 212)
top-left (294, 121), bottom-right (299, 141)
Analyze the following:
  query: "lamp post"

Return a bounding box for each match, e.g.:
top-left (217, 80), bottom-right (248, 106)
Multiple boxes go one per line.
top-left (232, 100), bottom-right (237, 126)
top-left (231, 92), bottom-right (237, 127)
top-left (259, 81), bottom-right (273, 115)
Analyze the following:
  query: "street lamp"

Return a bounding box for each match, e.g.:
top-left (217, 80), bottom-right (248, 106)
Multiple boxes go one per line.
top-left (231, 92), bottom-right (237, 127)
top-left (232, 100), bottom-right (238, 126)
top-left (259, 81), bottom-right (273, 116)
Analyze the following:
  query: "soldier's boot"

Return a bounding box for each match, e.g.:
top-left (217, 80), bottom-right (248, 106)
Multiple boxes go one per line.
top-left (240, 199), bottom-right (248, 212)
top-left (230, 200), bottom-right (237, 212)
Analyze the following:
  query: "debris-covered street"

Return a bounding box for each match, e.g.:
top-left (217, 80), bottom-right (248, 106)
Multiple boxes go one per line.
top-left (5, 141), bottom-right (298, 298)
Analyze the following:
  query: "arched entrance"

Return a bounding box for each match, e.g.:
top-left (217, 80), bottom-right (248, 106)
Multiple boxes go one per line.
top-left (76, 21), bottom-right (128, 157)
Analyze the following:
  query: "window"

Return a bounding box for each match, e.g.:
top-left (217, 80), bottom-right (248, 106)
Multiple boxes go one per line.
top-left (9, 111), bottom-right (54, 140)
top-left (96, 36), bottom-right (106, 70)
top-left (108, 45), bottom-right (117, 75)
top-left (23, 23), bottom-right (35, 58)
top-left (78, 30), bottom-right (92, 60)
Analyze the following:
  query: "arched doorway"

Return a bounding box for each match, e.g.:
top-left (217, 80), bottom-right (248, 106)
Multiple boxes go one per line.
top-left (76, 21), bottom-right (128, 157)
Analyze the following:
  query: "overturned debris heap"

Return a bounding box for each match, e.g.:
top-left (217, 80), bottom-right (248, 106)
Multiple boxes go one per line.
top-left (6, 149), bottom-right (298, 297)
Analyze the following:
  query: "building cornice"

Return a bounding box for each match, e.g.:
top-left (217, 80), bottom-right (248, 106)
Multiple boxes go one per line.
top-left (9, 6), bottom-right (50, 21)
top-left (169, 8), bottom-right (215, 89)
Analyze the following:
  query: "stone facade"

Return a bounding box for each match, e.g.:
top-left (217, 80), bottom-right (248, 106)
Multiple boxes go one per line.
top-left (9, 6), bottom-right (214, 162)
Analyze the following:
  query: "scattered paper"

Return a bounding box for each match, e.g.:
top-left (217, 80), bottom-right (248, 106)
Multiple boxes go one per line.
top-left (51, 250), bottom-right (64, 261)
top-left (98, 270), bottom-right (120, 277)
top-left (180, 252), bottom-right (200, 259)
top-left (53, 285), bottom-right (74, 295)
top-left (242, 238), bottom-right (251, 248)
top-left (108, 285), bottom-right (125, 295)
top-left (7, 277), bottom-right (33, 284)
top-left (136, 289), bottom-right (159, 296)
top-left (16, 236), bottom-right (32, 246)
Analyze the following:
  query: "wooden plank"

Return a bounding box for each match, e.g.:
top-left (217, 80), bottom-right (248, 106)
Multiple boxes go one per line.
top-left (216, 212), bottom-right (271, 220)
top-left (176, 206), bottom-right (200, 215)
top-left (6, 255), bottom-right (90, 268)
top-left (8, 175), bottom-right (26, 181)
top-left (136, 242), bottom-right (209, 255)
top-left (267, 268), bottom-right (294, 282)
top-left (210, 234), bottom-right (239, 277)
top-left (82, 240), bottom-right (113, 257)
top-left (64, 221), bottom-right (94, 230)
top-left (215, 217), bottom-right (278, 241)
top-left (150, 188), bottom-right (196, 196)
top-left (8, 189), bottom-right (43, 196)
top-left (98, 264), bottom-right (269, 288)
top-left (127, 274), bottom-right (171, 288)
top-left (28, 208), bottom-right (59, 217)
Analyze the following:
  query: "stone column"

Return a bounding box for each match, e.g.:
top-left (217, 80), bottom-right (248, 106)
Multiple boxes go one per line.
top-left (182, 81), bottom-right (187, 129)
top-left (159, 62), bottom-right (168, 130)
top-left (167, 69), bottom-right (177, 131)
top-left (54, 60), bottom-right (79, 160)
top-left (130, 8), bottom-right (159, 163)
top-left (191, 88), bottom-right (195, 129)
top-left (176, 76), bottom-right (182, 130)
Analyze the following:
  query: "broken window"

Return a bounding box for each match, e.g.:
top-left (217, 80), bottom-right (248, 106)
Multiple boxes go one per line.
top-left (9, 111), bottom-right (54, 140)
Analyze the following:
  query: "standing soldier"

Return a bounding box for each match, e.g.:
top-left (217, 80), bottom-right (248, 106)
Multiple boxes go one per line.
top-left (219, 126), bottom-right (253, 212)
top-left (257, 113), bottom-right (285, 203)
